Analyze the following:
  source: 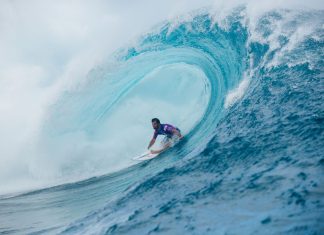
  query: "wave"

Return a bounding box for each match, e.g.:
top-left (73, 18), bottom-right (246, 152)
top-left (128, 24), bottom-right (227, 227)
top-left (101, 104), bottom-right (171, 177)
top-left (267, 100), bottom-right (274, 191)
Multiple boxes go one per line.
top-left (0, 4), bottom-right (323, 235)
top-left (59, 7), bottom-right (324, 235)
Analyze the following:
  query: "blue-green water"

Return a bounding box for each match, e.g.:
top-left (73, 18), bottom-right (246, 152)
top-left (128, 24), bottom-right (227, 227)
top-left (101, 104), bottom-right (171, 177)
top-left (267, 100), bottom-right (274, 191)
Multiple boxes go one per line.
top-left (0, 7), bottom-right (323, 235)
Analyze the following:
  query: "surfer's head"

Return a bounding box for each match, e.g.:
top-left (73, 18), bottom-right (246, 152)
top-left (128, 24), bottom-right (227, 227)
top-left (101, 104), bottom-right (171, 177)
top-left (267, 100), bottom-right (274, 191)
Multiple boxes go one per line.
top-left (151, 118), bottom-right (160, 130)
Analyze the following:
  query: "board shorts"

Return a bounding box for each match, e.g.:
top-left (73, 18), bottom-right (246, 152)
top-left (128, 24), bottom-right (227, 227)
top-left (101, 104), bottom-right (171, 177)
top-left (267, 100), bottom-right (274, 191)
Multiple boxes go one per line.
top-left (161, 128), bottom-right (181, 147)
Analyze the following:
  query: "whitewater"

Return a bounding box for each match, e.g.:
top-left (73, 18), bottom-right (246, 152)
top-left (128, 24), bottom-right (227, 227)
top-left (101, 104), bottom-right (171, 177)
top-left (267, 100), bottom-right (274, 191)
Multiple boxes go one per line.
top-left (0, 1), bottom-right (323, 234)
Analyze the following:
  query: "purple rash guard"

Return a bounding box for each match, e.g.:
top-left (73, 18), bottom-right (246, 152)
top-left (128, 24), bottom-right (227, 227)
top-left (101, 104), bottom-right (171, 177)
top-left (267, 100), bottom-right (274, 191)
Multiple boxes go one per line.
top-left (153, 124), bottom-right (180, 139)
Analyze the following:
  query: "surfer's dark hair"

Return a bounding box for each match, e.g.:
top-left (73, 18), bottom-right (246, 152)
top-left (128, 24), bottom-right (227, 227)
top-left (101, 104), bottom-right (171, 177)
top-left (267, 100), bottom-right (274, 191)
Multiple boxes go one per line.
top-left (152, 118), bottom-right (160, 124)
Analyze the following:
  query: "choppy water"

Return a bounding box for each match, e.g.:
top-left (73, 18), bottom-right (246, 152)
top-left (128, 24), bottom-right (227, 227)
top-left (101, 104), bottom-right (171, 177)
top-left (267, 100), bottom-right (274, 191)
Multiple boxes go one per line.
top-left (0, 5), bottom-right (323, 235)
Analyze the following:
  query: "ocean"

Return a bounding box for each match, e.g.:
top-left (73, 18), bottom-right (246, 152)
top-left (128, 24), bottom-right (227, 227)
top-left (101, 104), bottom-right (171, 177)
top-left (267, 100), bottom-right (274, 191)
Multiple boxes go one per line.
top-left (0, 1), bottom-right (323, 234)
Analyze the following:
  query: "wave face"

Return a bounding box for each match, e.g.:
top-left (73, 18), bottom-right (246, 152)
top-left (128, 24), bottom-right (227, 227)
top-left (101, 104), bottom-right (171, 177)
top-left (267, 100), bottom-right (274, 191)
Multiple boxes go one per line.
top-left (1, 6), bottom-right (324, 235)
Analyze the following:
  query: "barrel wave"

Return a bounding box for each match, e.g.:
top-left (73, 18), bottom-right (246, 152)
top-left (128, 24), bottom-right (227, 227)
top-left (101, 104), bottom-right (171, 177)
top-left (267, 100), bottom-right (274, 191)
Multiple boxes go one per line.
top-left (0, 6), bottom-right (323, 235)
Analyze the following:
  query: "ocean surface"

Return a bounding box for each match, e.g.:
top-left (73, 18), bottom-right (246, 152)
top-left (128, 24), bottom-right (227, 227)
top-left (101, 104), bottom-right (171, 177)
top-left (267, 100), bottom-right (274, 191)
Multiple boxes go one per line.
top-left (0, 3), bottom-right (323, 235)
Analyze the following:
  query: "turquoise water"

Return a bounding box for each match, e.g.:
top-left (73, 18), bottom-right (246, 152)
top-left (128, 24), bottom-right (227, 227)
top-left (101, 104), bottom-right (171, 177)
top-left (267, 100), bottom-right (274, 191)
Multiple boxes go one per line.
top-left (0, 6), bottom-right (323, 235)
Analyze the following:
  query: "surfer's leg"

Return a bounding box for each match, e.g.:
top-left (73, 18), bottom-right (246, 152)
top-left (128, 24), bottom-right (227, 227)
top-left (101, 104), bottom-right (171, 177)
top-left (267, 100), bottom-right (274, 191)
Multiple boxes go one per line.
top-left (151, 136), bottom-right (172, 154)
top-left (161, 136), bottom-right (172, 149)
top-left (161, 136), bottom-right (170, 145)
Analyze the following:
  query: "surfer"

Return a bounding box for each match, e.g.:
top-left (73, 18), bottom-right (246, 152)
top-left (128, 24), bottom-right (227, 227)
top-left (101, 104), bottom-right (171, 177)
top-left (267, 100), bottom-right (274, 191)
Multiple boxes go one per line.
top-left (148, 118), bottom-right (183, 154)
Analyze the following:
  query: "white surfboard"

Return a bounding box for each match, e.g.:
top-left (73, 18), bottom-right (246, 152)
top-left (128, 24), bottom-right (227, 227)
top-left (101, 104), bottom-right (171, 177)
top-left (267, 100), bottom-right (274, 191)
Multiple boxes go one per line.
top-left (132, 152), bottom-right (159, 161)
top-left (133, 135), bottom-right (182, 161)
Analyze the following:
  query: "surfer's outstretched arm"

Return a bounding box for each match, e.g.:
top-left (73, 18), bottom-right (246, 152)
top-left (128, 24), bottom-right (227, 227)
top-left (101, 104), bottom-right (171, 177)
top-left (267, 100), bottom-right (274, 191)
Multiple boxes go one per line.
top-left (147, 138), bottom-right (156, 149)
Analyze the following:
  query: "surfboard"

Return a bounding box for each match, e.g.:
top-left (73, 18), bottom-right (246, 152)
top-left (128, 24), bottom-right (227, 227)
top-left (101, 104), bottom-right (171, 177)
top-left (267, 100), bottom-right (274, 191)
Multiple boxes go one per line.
top-left (132, 152), bottom-right (159, 161)
top-left (133, 136), bottom-right (183, 161)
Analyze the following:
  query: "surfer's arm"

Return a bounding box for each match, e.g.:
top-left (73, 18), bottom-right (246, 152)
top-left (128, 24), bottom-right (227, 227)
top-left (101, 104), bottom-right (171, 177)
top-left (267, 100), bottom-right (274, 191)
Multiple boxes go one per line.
top-left (148, 138), bottom-right (156, 149)
top-left (172, 129), bottom-right (183, 139)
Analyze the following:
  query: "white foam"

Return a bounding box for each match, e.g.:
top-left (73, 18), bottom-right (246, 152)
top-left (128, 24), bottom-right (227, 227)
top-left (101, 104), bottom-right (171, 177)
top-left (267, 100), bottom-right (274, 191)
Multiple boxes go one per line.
top-left (224, 76), bottom-right (250, 109)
